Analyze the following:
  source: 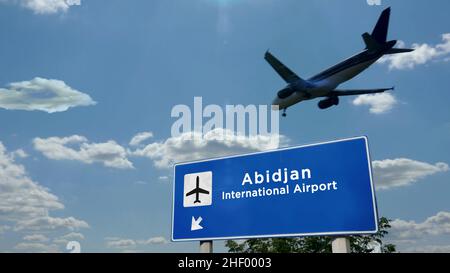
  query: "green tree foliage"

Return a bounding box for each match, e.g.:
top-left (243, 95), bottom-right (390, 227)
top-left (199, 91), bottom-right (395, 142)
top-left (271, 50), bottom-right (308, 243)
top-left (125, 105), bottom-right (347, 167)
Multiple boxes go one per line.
top-left (226, 217), bottom-right (396, 253)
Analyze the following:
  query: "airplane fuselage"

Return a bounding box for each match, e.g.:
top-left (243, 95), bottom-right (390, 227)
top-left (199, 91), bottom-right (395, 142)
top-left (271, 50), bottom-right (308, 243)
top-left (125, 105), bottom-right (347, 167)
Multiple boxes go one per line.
top-left (194, 192), bottom-right (200, 203)
top-left (272, 49), bottom-right (385, 110)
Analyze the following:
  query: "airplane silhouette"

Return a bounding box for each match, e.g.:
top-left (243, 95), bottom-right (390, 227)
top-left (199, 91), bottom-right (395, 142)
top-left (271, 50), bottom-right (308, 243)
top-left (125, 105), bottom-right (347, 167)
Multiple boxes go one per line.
top-left (267, 7), bottom-right (413, 116)
top-left (186, 176), bottom-right (210, 204)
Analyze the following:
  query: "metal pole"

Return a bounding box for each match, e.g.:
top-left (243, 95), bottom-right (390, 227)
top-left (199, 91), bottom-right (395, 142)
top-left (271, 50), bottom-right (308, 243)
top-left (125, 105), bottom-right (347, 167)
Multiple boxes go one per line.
top-left (200, 240), bottom-right (213, 253)
top-left (332, 237), bottom-right (351, 253)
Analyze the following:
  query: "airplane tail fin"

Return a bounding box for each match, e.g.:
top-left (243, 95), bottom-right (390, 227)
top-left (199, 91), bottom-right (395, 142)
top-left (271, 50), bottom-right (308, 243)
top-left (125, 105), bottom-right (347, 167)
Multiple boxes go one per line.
top-left (372, 7), bottom-right (391, 44)
top-left (362, 7), bottom-right (414, 54)
top-left (361, 7), bottom-right (391, 51)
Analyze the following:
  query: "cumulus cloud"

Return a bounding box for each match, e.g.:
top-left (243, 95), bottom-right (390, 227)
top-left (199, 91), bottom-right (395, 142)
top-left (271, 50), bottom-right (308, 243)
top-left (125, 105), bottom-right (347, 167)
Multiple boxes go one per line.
top-left (34, 130), bottom-right (286, 170)
top-left (385, 212), bottom-right (450, 253)
top-left (352, 93), bottom-right (397, 114)
top-left (404, 245), bottom-right (450, 253)
top-left (0, 77), bottom-right (96, 113)
top-left (53, 232), bottom-right (85, 245)
top-left (139, 236), bottom-right (168, 245)
top-left (1, 142), bottom-right (64, 222)
top-left (1, 0), bottom-right (81, 14)
top-left (106, 236), bottom-right (168, 250)
top-left (130, 128), bottom-right (288, 169)
top-left (390, 211), bottom-right (450, 241)
top-left (11, 149), bottom-right (28, 159)
top-left (33, 135), bottom-right (134, 169)
top-left (378, 33), bottom-right (450, 70)
top-left (14, 242), bottom-right (59, 253)
top-left (129, 132), bottom-right (153, 147)
top-left (373, 158), bottom-right (449, 190)
top-left (0, 141), bottom-right (88, 252)
top-left (105, 238), bottom-right (137, 249)
top-left (15, 216), bottom-right (88, 231)
top-left (23, 234), bottom-right (49, 242)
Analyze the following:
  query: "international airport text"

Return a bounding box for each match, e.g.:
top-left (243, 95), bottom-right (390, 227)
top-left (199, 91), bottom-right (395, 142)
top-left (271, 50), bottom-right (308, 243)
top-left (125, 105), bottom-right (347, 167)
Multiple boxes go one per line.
top-left (222, 167), bottom-right (339, 200)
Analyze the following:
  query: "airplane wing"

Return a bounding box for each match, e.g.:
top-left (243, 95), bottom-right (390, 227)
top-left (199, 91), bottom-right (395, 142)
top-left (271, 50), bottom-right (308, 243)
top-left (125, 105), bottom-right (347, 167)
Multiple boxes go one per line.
top-left (197, 188), bottom-right (209, 195)
top-left (186, 189), bottom-right (197, 197)
top-left (330, 87), bottom-right (393, 96)
top-left (264, 51), bottom-right (301, 83)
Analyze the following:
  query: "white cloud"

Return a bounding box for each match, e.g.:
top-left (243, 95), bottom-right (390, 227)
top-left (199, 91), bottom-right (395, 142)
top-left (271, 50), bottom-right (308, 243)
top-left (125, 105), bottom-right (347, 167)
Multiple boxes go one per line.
top-left (352, 93), bottom-right (397, 114)
top-left (0, 142), bottom-right (64, 222)
top-left (15, 216), bottom-right (88, 231)
top-left (378, 33), bottom-right (450, 70)
top-left (23, 234), bottom-right (49, 242)
top-left (386, 212), bottom-right (450, 253)
top-left (53, 232), bottom-right (84, 245)
top-left (35, 130), bottom-right (287, 170)
top-left (0, 77), bottom-right (95, 113)
top-left (129, 132), bottom-right (153, 147)
top-left (61, 232), bottom-right (84, 240)
top-left (106, 238), bottom-right (137, 249)
top-left (33, 135), bottom-right (134, 169)
top-left (373, 158), bottom-right (449, 190)
top-left (120, 249), bottom-right (139, 253)
top-left (11, 149), bottom-right (28, 159)
top-left (0, 141), bottom-right (88, 252)
top-left (404, 245), bottom-right (450, 253)
top-left (106, 236), bottom-right (168, 249)
top-left (1, 0), bottom-right (81, 14)
top-left (14, 242), bottom-right (59, 253)
top-left (158, 176), bottom-right (169, 181)
top-left (140, 236), bottom-right (168, 245)
top-left (390, 211), bottom-right (450, 240)
top-left (131, 128), bottom-right (288, 169)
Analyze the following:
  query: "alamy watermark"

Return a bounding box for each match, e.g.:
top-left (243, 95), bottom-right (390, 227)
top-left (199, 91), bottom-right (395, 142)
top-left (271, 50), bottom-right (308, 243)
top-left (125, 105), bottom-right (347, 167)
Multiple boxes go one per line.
top-left (65, 0), bottom-right (81, 6)
top-left (66, 241), bottom-right (81, 253)
top-left (171, 97), bottom-right (280, 143)
top-left (366, 0), bottom-right (382, 6)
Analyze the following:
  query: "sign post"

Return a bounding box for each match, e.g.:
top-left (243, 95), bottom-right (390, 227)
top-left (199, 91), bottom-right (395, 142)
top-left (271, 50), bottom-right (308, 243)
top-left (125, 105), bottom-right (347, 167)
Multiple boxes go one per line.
top-left (332, 237), bottom-right (351, 253)
top-left (172, 136), bottom-right (378, 247)
top-left (199, 240), bottom-right (213, 253)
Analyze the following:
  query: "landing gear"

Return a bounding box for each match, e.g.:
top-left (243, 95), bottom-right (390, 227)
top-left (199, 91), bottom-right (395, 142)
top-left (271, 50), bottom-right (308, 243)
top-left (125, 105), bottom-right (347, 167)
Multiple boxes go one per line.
top-left (282, 108), bottom-right (287, 117)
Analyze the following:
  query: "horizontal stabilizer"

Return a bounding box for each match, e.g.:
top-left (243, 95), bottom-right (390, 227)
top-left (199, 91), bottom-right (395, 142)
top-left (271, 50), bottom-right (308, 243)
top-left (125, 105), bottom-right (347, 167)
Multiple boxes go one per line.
top-left (385, 48), bottom-right (414, 55)
top-left (330, 87), bottom-right (393, 97)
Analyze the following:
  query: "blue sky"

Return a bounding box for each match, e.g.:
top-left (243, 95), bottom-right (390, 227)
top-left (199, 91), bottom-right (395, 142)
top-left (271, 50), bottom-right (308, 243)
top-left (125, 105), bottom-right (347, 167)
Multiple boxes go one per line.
top-left (0, 0), bottom-right (450, 252)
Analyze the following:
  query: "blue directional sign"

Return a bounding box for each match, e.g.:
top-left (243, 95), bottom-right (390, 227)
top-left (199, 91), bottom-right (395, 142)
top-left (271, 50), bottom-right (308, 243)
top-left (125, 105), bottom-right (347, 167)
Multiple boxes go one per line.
top-left (172, 136), bottom-right (378, 241)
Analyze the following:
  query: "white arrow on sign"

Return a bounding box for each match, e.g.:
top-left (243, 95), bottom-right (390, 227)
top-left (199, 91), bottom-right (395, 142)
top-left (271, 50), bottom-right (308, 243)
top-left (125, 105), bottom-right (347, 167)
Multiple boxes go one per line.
top-left (191, 216), bottom-right (203, 231)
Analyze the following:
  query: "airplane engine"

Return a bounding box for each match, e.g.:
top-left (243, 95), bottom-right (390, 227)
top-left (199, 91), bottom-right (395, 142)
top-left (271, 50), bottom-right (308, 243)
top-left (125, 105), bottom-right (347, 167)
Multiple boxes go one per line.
top-left (318, 96), bottom-right (339, 109)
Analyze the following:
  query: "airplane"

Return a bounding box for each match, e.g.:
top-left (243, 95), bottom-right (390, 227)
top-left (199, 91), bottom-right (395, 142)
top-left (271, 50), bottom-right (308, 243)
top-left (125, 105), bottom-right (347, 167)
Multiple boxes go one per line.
top-left (186, 176), bottom-right (210, 204)
top-left (266, 7), bottom-right (414, 117)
